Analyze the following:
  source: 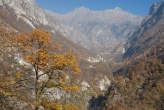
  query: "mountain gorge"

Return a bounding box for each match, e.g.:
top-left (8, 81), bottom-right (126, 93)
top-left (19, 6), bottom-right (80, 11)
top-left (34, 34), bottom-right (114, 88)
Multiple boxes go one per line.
top-left (0, 0), bottom-right (164, 110)
top-left (91, 1), bottom-right (164, 110)
top-left (0, 0), bottom-right (143, 59)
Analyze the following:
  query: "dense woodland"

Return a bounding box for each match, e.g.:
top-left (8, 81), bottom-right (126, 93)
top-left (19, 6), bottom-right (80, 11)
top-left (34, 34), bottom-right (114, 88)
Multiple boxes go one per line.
top-left (90, 46), bottom-right (164, 110)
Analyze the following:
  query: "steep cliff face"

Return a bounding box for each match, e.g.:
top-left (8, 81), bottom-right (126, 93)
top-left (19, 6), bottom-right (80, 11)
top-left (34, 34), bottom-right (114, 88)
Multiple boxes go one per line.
top-left (124, 1), bottom-right (164, 58)
top-left (0, 0), bottom-right (48, 26)
top-left (0, 0), bottom-right (94, 59)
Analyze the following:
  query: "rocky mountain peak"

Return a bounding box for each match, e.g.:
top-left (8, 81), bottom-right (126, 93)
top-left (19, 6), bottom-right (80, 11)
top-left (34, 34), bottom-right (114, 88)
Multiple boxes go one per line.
top-left (0, 0), bottom-right (35, 8)
top-left (114, 7), bottom-right (122, 11)
top-left (124, 1), bottom-right (164, 58)
top-left (75, 6), bottom-right (90, 12)
top-left (149, 1), bottom-right (164, 15)
top-left (143, 1), bottom-right (164, 24)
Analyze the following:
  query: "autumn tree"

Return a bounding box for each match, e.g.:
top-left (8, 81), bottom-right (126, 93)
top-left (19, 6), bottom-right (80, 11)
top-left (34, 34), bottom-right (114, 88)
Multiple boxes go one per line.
top-left (16, 29), bottom-right (81, 110)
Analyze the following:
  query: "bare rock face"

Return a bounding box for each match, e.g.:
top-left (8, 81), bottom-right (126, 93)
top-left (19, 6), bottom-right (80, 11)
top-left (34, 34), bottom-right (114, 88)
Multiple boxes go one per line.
top-left (124, 1), bottom-right (164, 58)
top-left (0, 0), bottom-right (48, 26)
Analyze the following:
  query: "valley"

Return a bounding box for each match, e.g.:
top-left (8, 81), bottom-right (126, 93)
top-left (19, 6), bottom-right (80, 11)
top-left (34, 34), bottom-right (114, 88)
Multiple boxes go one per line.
top-left (0, 0), bottom-right (164, 110)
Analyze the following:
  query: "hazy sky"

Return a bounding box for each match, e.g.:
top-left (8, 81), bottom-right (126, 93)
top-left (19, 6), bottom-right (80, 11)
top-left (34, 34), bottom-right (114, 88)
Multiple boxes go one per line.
top-left (37, 0), bottom-right (163, 16)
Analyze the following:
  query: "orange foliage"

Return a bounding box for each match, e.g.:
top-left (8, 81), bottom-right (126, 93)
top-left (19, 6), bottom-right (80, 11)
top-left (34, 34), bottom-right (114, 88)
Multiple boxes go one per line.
top-left (15, 29), bottom-right (81, 109)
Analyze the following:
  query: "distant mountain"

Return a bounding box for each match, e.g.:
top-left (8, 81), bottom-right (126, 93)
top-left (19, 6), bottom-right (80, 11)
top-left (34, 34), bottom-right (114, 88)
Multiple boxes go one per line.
top-left (47, 7), bottom-right (142, 56)
top-left (124, 1), bottom-right (164, 58)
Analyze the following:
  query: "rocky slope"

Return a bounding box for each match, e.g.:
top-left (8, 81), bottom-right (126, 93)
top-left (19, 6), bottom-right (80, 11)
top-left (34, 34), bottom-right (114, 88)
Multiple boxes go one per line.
top-left (124, 1), bottom-right (164, 58)
top-left (0, 0), bottom-right (48, 28)
top-left (0, 0), bottom-right (94, 58)
top-left (0, 18), bottom-right (113, 110)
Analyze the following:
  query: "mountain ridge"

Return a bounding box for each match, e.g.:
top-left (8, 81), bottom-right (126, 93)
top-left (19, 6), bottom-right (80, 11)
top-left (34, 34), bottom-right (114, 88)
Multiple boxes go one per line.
top-left (47, 6), bottom-right (142, 58)
top-left (0, 0), bottom-right (143, 59)
top-left (124, 1), bottom-right (164, 58)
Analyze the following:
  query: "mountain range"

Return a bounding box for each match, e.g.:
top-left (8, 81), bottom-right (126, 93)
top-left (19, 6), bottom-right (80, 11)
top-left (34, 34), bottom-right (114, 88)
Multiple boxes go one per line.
top-left (0, 0), bottom-right (164, 110)
top-left (0, 0), bottom-right (143, 59)
top-left (47, 7), bottom-right (142, 55)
